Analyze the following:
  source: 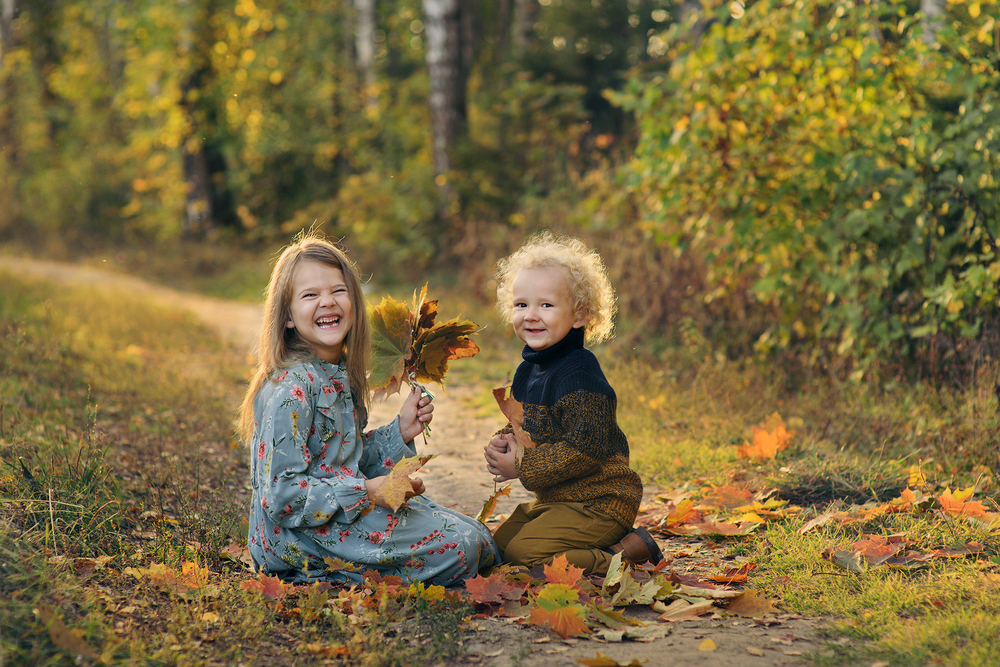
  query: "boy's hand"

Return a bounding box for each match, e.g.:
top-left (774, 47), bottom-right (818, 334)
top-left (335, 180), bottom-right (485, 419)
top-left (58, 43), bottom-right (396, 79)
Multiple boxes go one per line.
top-left (484, 433), bottom-right (518, 482)
top-left (398, 385), bottom-right (433, 443)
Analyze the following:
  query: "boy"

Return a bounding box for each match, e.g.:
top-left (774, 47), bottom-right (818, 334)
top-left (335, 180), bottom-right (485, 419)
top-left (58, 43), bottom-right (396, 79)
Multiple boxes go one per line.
top-left (484, 233), bottom-right (662, 575)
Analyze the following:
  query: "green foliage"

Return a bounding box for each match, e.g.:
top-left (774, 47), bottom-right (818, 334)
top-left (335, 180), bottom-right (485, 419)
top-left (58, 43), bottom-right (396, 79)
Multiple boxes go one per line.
top-left (617, 0), bottom-right (1000, 375)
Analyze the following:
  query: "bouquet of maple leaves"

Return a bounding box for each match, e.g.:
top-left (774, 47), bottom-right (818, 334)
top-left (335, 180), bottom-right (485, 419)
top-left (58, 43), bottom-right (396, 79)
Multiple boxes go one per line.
top-left (365, 285), bottom-right (480, 512)
top-left (368, 284), bottom-right (480, 402)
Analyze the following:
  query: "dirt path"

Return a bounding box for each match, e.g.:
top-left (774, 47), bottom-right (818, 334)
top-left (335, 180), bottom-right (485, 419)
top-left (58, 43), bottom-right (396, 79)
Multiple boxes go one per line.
top-left (1, 255), bottom-right (832, 667)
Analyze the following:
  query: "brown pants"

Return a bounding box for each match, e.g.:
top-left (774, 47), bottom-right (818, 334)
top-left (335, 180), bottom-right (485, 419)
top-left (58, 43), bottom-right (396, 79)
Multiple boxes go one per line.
top-left (492, 500), bottom-right (628, 575)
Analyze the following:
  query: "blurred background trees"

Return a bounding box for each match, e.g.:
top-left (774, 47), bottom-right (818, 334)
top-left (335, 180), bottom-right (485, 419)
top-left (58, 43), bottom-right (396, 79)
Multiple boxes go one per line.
top-left (0, 0), bottom-right (997, 382)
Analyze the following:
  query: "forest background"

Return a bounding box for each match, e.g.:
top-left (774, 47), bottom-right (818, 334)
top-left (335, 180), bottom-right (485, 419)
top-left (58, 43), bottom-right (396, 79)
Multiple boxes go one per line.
top-left (1, 0), bottom-right (998, 380)
top-left (3, 0), bottom-right (1000, 665)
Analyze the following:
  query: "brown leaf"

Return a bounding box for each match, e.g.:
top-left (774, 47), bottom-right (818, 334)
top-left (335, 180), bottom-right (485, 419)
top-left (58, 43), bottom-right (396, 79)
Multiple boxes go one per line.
top-left (706, 562), bottom-right (757, 583)
top-left (656, 598), bottom-right (715, 622)
top-left (725, 590), bottom-right (780, 618)
top-left (700, 484), bottom-right (755, 510)
top-left (492, 384), bottom-right (537, 461)
top-left (464, 571), bottom-right (526, 604)
top-left (34, 605), bottom-right (101, 662)
top-left (370, 454), bottom-right (435, 512)
top-left (477, 483), bottom-right (512, 524)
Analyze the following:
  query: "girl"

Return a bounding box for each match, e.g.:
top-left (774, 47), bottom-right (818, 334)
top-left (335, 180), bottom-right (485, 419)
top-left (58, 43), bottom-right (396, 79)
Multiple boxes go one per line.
top-left (239, 233), bottom-right (498, 585)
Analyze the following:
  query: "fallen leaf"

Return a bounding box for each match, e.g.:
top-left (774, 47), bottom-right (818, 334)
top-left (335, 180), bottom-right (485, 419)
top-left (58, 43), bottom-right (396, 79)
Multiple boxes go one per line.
top-left (938, 486), bottom-right (988, 517)
top-left (706, 562), bottom-right (757, 584)
top-left (576, 653), bottom-right (648, 666)
top-left (545, 554), bottom-right (585, 587)
top-left (34, 605), bottom-right (101, 662)
top-left (737, 413), bottom-right (794, 460)
top-left (528, 583), bottom-right (591, 638)
top-left (657, 598), bottom-right (715, 622)
top-left (698, 638), bottom-right (717, 651)
top-left (700, 484), bottom-right (754, 510)
top-left (465, 572), bottom-right (526, 604)
top-left (746, 646), bottom-right (765, 656)
top-left (724, 590), bottom-right (779, 618)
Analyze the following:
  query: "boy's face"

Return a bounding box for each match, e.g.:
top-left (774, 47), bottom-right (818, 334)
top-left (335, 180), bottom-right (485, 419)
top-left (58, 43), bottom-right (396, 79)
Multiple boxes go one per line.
top-left (286, 259), bottom-right (354, 363)
top-left (511, 267), bottom-right (585, 351)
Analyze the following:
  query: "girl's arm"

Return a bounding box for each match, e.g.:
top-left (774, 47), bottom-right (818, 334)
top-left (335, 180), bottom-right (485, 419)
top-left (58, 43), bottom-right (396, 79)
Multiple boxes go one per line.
top-left (397, 385), bottom-right (434, 443)
top-left (357, 386), bottom-right (433, 477)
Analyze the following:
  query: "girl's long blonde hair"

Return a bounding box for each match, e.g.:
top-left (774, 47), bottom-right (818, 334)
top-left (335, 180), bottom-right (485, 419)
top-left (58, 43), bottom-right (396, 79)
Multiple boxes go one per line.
top-left (238, 233), bottom-right (371, 445)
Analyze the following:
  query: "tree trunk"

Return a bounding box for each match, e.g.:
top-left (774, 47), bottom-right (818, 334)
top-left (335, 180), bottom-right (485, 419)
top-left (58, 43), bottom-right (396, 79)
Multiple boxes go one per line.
top-left (422, 0), bottom-right (469, 182)
top-left (0, 0), bottom-right (19, 229)
top-left (354, 0), bottom-right (377, 108)
top-left (920, 0), bottom-right (945, 46)
top-left (179, 0), bottom-right (214, 237)
top-left (511, 0), bottom-right (536, 56)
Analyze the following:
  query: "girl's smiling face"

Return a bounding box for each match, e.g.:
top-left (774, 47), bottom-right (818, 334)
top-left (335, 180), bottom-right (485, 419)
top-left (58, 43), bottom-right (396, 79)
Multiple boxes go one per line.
top-left (286, 260), bottom-right (354, 363)
top-left (511, 266), bottom-right (585, 351)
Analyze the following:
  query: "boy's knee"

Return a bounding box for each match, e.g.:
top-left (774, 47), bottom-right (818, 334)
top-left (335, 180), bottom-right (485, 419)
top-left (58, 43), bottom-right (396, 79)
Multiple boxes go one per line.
top-left (501, 538), bottom-right (552, 568)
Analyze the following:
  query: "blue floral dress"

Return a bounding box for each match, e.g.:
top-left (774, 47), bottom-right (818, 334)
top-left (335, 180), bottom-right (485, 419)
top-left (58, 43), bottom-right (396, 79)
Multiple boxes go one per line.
top-left (247, 356), bottom-right (498, 586)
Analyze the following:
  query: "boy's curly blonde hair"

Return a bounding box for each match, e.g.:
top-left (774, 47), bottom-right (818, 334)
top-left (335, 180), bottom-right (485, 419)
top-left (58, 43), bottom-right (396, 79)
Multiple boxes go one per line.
top-left (495, 232), bottom-right (617, 345)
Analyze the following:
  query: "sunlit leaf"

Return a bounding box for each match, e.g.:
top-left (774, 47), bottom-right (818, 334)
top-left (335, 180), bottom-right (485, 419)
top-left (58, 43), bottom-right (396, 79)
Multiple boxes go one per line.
top-left (369, 454), bottom-right (435, 512)
top-left (938, 486), bottom-right (988, 517)
top-left (369, 296), bottom-right (413, 400)
top-left (528, 583), bottom-right (591, 638)
top-left (737, 413), bottom-right (794, 460)
top-left (724, 590), bottom-right (779, 618)
top-left (544, 554), bottom-right (585, 587)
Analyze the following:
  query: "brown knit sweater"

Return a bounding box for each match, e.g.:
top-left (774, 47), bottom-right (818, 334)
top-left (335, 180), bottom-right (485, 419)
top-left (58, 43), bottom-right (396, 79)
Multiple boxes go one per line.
top-left (505, 327), bottom-right (642, 528)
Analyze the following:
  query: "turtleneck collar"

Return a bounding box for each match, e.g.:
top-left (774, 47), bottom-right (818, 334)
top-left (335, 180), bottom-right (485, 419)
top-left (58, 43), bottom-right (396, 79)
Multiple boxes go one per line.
top-left (521, 326), bottom-right (585, 365)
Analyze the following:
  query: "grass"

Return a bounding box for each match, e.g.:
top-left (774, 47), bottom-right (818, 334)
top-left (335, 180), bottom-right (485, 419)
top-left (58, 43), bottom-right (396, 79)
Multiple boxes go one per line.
top-left (3, 240), bottom-right (1000, 665)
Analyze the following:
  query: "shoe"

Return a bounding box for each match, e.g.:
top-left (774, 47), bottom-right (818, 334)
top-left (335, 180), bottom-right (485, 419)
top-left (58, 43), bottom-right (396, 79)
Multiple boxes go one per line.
top-left (610, 527), bottom-right (664, 567)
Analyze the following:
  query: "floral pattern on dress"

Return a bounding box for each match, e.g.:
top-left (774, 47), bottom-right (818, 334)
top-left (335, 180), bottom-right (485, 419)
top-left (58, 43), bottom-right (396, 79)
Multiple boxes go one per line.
top-left (248, 356), bottom-right (498, 585)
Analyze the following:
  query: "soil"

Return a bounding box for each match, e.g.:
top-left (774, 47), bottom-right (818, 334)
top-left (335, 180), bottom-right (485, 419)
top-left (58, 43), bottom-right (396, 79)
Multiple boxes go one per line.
top-left (2, 255), bottom-right (838, 667)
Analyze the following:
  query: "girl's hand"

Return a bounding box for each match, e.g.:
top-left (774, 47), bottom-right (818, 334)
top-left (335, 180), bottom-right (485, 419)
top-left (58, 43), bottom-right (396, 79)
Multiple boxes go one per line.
top-left (365, 475), bottom-right (426, 509)
top-left (484, 435), bottom-right (518, 482)
top-left (398, 385), bottom-right (433, 443)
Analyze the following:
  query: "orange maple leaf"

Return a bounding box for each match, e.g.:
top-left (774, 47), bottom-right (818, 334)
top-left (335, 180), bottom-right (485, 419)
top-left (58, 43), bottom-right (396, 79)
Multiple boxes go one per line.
top-left (938, 486), bottom-right (988, 517)
top-left (464, 572), bottom-right (526, 604)
top-left (737, 413), bottom-right (794, 460)
top-left (662, 498), bottom-right (701, 528)
top-left (705, 562), bottom-right (757, 584)
top-left (240, 572), bottom-right (289, 599)
top-left (528, 583), bottom-right (590, 638)
top-left (543, 554), bottom-right (585, 587)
